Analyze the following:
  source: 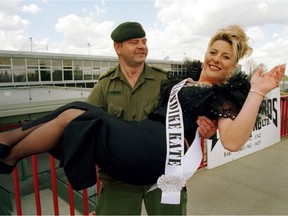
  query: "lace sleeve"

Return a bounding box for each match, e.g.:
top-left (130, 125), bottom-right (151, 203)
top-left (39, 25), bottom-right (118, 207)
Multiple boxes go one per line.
top-left (217, 101), bottom-right (240, 120)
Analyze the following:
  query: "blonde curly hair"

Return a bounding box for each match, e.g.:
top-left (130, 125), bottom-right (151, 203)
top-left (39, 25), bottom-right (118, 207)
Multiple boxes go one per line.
top-left (208, 24), bottom-right (253, 63)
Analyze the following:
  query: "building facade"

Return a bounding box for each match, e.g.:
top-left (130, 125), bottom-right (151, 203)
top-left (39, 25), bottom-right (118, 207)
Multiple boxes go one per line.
top-left (0, 50), bottom-right (186, 88)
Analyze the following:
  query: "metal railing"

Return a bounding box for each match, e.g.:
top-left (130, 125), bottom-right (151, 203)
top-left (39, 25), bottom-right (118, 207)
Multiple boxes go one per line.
top-left (5, 155), bottom-right (100, 215)
top-left (281, 95), bottom-right (288, 137)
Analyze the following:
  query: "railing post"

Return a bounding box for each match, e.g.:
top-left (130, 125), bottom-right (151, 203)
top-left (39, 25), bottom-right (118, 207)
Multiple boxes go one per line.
top-left (49, 155), bottom-right (59, 215)
top-left (68, 182), bottom-right (75, 215)
top-left (32, 155), bottom-right (42, 215)
top-left (82, 189), bottom-right (89, 215)
top-left (13, 167), bottom-right (22, 215)
top-left (280, 96), bottom-right (288, 137)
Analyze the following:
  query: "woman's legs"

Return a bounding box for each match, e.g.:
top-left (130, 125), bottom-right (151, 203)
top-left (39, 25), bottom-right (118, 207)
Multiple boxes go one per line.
top-left (0, 109), bottom-right (85, 166)
top-left (0, 126), bottom-right (41, 148)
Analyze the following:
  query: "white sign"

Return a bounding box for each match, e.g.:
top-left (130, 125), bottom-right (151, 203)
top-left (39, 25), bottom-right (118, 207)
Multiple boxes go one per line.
top-left (207, 88), bottom-right (281, 169)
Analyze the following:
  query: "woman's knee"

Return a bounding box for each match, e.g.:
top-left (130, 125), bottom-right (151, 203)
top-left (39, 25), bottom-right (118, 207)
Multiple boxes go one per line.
top-left (57, 109), bottom-right (85, 127)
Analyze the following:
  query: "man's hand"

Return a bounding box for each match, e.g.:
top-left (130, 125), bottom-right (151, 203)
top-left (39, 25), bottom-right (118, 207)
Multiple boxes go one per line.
top-left (197, 116), bottom-right (218, 139)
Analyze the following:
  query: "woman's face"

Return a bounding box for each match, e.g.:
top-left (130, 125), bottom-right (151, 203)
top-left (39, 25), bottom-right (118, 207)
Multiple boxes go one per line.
top-left (200, 40), bottom-right (237, 84)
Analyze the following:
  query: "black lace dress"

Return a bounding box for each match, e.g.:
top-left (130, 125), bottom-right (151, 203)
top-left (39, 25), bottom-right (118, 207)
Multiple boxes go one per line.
top-left (22, 72), bottom-right (250, 190)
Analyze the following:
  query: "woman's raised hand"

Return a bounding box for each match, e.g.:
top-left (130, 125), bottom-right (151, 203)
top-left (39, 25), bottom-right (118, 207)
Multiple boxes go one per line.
top-left (250, 64), bottom-right (286, 96)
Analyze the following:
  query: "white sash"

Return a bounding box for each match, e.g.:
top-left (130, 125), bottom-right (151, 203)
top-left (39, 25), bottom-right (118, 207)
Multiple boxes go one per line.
top-left (147, 79), bottom-right (203, 205)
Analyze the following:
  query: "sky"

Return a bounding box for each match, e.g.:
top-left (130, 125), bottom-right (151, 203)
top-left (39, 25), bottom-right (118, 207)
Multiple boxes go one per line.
top-left (0, 0), bottom-right (288, 73)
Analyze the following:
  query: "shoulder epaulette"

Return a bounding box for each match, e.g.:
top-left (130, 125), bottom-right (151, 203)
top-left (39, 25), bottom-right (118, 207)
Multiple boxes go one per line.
top-left (99, 67), bottom-right (116, 80)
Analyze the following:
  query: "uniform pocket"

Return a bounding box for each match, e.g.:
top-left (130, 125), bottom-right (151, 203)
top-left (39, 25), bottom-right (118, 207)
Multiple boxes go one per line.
top-left (144, 101), bottom-right (158, 116)
top-left (107, 103), bottom-right (123, 118)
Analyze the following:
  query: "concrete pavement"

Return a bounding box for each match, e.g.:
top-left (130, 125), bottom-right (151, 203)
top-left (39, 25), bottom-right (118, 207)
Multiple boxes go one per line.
top-left (184, 137), bottom-right (288, 215)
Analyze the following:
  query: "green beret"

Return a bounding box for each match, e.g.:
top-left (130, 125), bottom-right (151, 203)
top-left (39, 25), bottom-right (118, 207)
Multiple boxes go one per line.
top-left (111, 22), bottom-right (146, 42)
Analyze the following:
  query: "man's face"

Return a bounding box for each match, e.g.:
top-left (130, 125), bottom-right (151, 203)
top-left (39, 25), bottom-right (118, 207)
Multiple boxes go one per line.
top-left (115, 37), bottom-right (148, 66)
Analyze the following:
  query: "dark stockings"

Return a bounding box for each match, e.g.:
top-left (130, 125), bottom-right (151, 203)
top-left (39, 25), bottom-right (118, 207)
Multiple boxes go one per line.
top-left (0, 109), bottom-right (85, 166)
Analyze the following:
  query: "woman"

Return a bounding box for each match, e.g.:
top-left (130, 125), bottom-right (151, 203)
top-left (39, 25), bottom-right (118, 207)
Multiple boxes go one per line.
top-left (0, 25), bottom-right (285, 190)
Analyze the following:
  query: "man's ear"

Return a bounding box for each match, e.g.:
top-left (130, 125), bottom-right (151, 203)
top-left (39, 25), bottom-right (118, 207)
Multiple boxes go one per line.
top-left (114, 42), bottom-right (121, 55)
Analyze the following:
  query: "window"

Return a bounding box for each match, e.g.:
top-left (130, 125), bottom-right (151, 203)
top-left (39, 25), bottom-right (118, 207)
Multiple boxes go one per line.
top-left (92, 61), bottom-right (101, 79)
top-left (83, 61), bottom-right (92, 80)
top-left (74, 67), bottom-right (83, 80)
top-left (52, 59), bottom-right (62, 81)
top-left (74, 60), bottom-right (83, 80)
top-left (0, 57), bottom-right (11, 65)
top-left (0, 69), bottom-right (12, 82)
top-left (12, 58), bottom-right (26, 82)
top-left (100, 61), bottom-right (109, 75)
top-left (63, 59), bottom-right (73, 80)
top-left (27, 58), bottom-right (38, 66)
top-left (27, 68), bottom-right (39, 82)
top-left (39, 59), bottom-right (51, 81)
top-left (0, 57), bottom-right (12, 83)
